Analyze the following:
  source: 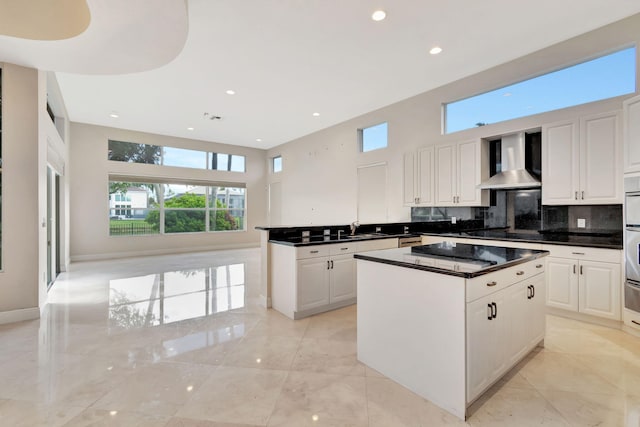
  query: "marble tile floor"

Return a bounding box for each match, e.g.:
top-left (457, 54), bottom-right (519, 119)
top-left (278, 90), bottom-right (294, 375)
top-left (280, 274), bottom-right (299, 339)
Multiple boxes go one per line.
top-left (1, 247), bottom-right (640, 426)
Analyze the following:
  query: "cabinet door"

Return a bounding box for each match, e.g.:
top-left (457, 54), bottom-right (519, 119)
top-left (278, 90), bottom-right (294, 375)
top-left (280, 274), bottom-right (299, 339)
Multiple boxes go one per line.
top-left (624, 94), bottom-right (640, 173)
top-left (435, 143), bottom-right (457, 205)
top-left (402, 151), bottom-right (416, 206)
top-left (297, 257), bottom-right (330, 312)
top-left (580, 112), bottom-right (622, 204)
top-left (504, 281), bottom-right (532, 366)
top-left (507, 274), bottom-right (546, 364)
top-left (417, 146), bottom-right (434, 205)
top-left (466, 291), bottom-right (506, 402)
top-left (329, 254), bottom-right (356, 303)
top-left (457, 140), bottom-right (483, 206)
top-left (579, 260), bottom-right (621, 320)
top-left (528, 274), bottom-right (546, 348)
top-left (546, 256), bottom-right (578, 311)
top-left (542, 121), bottom-right (579, 205)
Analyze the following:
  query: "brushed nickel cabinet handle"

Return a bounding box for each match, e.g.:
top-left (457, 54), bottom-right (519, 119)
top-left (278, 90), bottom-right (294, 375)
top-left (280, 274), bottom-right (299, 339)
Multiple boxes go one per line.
top-left (487, 281), bottom-right (497, 287)
top-left (575, 191), bottom-right (578, 200)
top-left (516, 271), bottom-right (525, 276)
top-left (582, 191), bottom-right (585, 200)
top-left (580, 265), bottom-right (583, 275)
top-left (572, 252), bottom-right (585, 255)
top-left (573, 264), bottom-right (577, 274)
top-left (536, 264), bottom-right (543, 268)
top-left (310, 250), bottom-right (319, 254)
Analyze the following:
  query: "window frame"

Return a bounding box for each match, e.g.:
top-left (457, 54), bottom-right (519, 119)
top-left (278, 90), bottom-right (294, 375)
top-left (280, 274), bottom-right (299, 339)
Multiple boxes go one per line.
top-left (443, 46), bottom-right (637, 134)
top-left (272, 155), bottom-right (282, 173)
top-left (108, 179), bottom-right (246, 236)
top-left (358, 122), bottom-right (388, 153)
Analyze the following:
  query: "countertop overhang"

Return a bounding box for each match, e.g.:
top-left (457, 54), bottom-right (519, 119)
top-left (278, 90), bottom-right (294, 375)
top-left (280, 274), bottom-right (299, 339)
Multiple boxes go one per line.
top-left (420, 229), bottom-right (622, 250)
top-left (268, 232), bottom-right (419, 247)
top-left (354, 243), bottom-right (549, 278)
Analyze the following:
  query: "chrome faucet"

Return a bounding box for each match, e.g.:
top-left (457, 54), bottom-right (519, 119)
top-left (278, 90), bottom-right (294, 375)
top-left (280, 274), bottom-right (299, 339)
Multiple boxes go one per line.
top-left (350, 221), bottom-right (360, 236)
top-left (338, 230), bottom-right (343, 239)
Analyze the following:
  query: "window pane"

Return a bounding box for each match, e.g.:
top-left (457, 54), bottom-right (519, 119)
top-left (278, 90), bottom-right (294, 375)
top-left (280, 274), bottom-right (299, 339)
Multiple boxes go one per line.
top-left (109, 182), bottom-right (160, 236)
top-left (163, 147), bottom-right (207, 169)
top-left (214, 153), bottom-right (229, 171)
top-left (273, 156), bottom-right (282, 173)
top-left (445, 47), bottom-right (636, 134)
top-left (361, 122), bottom-right (388, 152)
top-left (230, 155), bottom-right (246, 172)
top-left (164, 209), bottom-right (206, 233)
top-left (210, 153), bottom-right (246, 172)
top-left (108, 140), bottom-right (161, 164)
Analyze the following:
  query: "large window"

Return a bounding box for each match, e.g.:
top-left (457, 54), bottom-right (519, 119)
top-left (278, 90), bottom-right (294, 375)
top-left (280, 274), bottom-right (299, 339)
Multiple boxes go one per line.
top-left (109, 180), bottom-right (245, 236)
top-left (445, 47), bottom-right (637, 134)
top-left (108, 140), bottom-right (246, 172)
top-left (359, 122), bottom-right (388, 152)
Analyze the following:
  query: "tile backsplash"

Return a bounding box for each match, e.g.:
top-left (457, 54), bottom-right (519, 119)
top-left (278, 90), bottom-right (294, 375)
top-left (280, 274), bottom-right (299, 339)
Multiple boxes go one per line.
top-left (412, 190), bottom-right (622, 232)
top-left (543, 204), bottom-right (622, 230)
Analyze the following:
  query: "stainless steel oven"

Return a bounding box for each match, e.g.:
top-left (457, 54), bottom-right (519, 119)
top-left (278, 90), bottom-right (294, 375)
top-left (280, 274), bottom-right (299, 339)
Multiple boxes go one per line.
top-left (625, 176), bottom-right (640, 315)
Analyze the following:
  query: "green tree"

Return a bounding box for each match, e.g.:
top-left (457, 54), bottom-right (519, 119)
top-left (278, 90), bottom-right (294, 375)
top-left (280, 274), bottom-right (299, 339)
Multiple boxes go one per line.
top-left (146, 193), bottom-right (206, 233)
top-left (212, 199), bottom-right (239, 231)
top-left (108, 140), bottom-right (161, 164)
top-left (145, 193), bottom-right (239, 232)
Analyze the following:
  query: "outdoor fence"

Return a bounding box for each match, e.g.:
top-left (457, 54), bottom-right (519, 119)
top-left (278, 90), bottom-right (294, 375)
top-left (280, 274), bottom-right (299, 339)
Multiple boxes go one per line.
top-left (109, 221), bottom-right (157, 236)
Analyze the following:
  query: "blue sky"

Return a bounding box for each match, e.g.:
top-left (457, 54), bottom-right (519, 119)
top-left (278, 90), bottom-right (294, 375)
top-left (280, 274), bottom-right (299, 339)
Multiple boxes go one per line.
top-left (446, 47), bottom-right (637, 134)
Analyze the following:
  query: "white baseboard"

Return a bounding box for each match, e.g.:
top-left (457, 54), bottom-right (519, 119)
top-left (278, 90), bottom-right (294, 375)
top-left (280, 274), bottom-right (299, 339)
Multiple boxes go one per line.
top-left (70, 242), bottom-right (260, 262)
top-left (0, 307), bottom-right (40, 325)
top-left (546, 307), bottom-right (622, 330)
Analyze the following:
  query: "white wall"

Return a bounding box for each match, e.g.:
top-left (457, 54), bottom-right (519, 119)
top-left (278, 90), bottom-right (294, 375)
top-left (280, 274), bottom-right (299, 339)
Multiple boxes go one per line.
top-left (69, 123), bottom-right (267, 260)
top-left (267, 14), bottom-right (640, 226)
top-left (0, 63), bottom-right (58, 323)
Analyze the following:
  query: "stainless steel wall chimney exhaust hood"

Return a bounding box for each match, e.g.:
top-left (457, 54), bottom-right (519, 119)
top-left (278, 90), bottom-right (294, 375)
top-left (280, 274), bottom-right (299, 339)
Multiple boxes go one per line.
top-left (478, 132), bottom-right (541, 190)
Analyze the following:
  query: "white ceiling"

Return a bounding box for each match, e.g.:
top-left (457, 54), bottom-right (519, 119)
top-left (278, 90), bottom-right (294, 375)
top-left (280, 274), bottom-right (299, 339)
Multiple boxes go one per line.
top-left (4, 1), bottom-right (640, 150)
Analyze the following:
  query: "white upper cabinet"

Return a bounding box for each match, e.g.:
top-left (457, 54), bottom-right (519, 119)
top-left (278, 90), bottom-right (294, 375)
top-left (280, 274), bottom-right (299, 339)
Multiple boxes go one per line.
top-left (435, 139), bottom-right (488, 207)
top-left (403, 146), bottom-right (435, 206)
top-left (542, 111), bottom-right (622, 205)
top-left (542, 121), bottom-right (579, 204)
top-left (624, 94), bottom-right (640, 173)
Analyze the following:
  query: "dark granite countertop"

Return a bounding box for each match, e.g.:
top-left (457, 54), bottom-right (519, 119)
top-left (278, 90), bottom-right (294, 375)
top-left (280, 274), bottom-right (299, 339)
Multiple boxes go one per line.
top-left (421, 229), bottom-right (622, 250)
top-left (268, 232), bottom-right (418, 247)
top-left (354, 243), bottom-right (549, 278)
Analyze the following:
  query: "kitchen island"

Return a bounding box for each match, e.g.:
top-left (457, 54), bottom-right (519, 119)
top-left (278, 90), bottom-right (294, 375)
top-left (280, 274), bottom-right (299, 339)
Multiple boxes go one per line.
top-left (355, 242), bottom-right (549, 420)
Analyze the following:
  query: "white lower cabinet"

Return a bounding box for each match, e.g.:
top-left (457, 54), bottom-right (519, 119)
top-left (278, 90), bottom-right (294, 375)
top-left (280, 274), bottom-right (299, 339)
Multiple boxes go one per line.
top-left (466, 272), bottom-right (545, 403)
top-left (328, 253), bottom-right (357, 303)
top-left (297, 257), bottom-right (331, 312)
top-left (271, 238), bottom-right (398, 319)
top-left (298, 252), bottom-right (356, 311)
top-left (544, 245), bottom-right (622, 321)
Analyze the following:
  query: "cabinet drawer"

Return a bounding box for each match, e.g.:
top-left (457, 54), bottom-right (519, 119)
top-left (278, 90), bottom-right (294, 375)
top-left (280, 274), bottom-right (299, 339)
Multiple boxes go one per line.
top-left (329, 242), bottom-right (359, 256)
top-left (541, 244), bottom-right (621, 263)
top-left (296, 245), bottom-right (330, 259)
top-left (466, 261), bottom-right (545, 302)
top-left (357, 238), bottom-right (398, 252)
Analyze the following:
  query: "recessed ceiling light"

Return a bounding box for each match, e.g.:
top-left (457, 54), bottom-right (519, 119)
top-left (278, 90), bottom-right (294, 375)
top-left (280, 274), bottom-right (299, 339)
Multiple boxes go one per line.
top-left (429, 46), bottom-right (443, 55)
top-left (226, 89), bottom-right (236, 95)
top-left (312, 112), bottom-right (320, 117)
top-left (187, 127), bottom-right (194, 131)
top-left (109, 112), bottom-right (119, 118)
top-left (371, 10), bottom-right (386, 21)
top-left (256, 138), bottom-right (262, 142)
